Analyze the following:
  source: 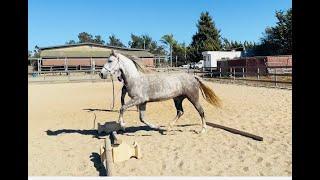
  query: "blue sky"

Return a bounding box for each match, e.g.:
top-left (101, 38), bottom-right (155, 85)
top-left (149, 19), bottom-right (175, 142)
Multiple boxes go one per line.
top-left (28, 0), bottom-right (292, 51)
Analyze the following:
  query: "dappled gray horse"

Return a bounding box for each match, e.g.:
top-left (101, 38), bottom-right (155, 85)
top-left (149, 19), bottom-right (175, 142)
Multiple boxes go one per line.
top-left (100, 51), bottom-right (221, 133)
top-left (119, 55), bottom-right (145, 109)
top-left (108, 56), bottom-right (143, 110)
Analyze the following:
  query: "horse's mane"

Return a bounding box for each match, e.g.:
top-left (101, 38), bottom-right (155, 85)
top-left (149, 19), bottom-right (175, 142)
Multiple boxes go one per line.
top-left (118, 53), bottom-right (148, 73)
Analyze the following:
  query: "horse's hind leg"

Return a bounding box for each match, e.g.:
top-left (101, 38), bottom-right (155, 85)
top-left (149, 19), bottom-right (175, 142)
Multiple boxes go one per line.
top-left (168, 96), bottom-right (185, 129)
top-left (187, 95), bottom-right (207, 134)
top-left (139, 103), bottom-right (159, 129)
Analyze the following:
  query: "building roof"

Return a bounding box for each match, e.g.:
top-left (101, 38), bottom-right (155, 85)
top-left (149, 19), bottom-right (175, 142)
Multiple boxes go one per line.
top-left (39, 42), bottom-right (147, 51)
top-left (39, 43), bottom-right (154, 58)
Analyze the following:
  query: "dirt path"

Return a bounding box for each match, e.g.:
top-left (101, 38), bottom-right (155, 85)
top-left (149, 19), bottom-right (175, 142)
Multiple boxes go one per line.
top-left (28, 81), bottom-right (291, 176)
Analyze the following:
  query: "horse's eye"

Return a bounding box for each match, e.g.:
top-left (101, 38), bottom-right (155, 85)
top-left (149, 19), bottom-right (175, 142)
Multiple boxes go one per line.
top-left (108, 60), bottom-right (112, 63)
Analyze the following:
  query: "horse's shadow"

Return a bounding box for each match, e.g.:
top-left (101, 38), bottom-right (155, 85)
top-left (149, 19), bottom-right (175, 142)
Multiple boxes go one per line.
top-left (83, 108), bottom-right (138, 113)
top-left (83, 108), bottom-right (118, 113)
top-left (45, 125), bottom-right (166, 138)
top-left (89, 152), bottom-right (107, 176)
top-left (46, 129), bottom-right (100, 138)
top-left (175, 123), bottom-right (198, 127)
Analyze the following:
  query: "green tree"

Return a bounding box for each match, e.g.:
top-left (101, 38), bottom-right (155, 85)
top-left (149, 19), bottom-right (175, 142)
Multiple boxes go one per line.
top-left (33, 45), bottom-right (40, 58)
top-left (28, 50), bottom-right (32, 57)
top-left (128, 34), bottom-right (166, 55)
top-left (67, 33), bottom-right (105, 44)
top-left (92, 35), bottom-right (105, 44)
top-left (188, 11), bottom-right (222, 62)
top-left (128, 34), bottom-right (144, 49)
top-left (107, 34), bottom-right (125, 47)
top-left (78, 32), bottom-right (94, 43)
top-left (65, 40), bottom-right (76, 44)
top-left (221, 38), bottom-right (231, 50)
top-left (222, 38), bottom-right (257, 51)
top-left (246, 41), bottom-right (255, 49)
top-left (160, 34), bottom-right (177, 66)
top-left (255, 8), bottom-right (292, 55)
top-left (129, 34), bottom-right (152, 49)
top-left (141, 35), bottom-right (152, 49)
top-left (149, 41), bottom-right (166, 55)
top-left (172, 42), bottom-right (189, 66)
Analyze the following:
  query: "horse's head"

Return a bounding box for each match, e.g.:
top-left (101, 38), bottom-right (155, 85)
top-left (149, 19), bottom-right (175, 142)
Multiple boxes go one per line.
top-left (100, 50), bottom-right (122, 80)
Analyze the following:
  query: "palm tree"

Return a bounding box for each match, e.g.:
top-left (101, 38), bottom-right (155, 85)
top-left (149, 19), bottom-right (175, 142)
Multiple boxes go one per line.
top-left (107, 34), bottom-right (125, 47)
top-left (160, 34), bottom-right (177, 67)
top-left (181, 42), bottom-right (187, 62)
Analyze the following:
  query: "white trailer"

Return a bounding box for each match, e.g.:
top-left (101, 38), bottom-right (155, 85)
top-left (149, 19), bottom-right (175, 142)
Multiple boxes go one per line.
top-left (202, 51), bottom-right (242, 69)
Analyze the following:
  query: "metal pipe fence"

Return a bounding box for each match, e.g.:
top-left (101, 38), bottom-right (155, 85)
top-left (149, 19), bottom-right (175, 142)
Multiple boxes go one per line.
top-left (28, 69), bottom-right (108, 83)
top-left (191, 66), bottom-right (292, 89)
top-left (28, 57), bottom-right (291, 89)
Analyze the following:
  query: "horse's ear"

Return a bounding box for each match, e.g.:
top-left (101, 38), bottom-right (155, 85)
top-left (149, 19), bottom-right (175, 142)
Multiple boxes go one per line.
top-left (111, 49), bottom-right (116, 56)
top-left (111, 50), bottom-right (119, 59)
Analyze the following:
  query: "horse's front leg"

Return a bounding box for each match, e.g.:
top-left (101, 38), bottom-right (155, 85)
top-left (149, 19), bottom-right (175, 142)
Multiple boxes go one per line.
top-left (119, 98), bottom-right (143, 130)
top-left (120, 86), bottom-right (126, 106)
top-left (139, 103), bottom-right (159, 129)
top-left (121, 86), bottom-right (139, 112)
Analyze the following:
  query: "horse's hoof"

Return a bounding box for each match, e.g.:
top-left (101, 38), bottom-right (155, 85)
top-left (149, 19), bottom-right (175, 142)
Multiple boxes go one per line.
top-left (120, 123), bottom-right (126, 131)
top-left (197, 128), bottom-right (206, 134)
top-left (148, 124), bottom-right (159, 130)
top-left (167, 124), bottom-right (173, 131)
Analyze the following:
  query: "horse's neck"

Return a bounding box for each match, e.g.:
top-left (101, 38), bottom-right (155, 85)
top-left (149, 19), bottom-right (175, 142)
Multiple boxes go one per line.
top-left (120, 57), bottom-right (141, 84)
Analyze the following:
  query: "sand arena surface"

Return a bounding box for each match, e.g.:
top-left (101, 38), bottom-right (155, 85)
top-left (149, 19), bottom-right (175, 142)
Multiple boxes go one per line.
top-left (28, 81), bottom-right (291, 176)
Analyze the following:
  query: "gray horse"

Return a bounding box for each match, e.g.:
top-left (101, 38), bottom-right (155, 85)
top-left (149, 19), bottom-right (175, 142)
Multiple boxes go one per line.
top-left (100, 51), bottom-right (221, 133)
top-left (113, 55), bottom-right (144, 110)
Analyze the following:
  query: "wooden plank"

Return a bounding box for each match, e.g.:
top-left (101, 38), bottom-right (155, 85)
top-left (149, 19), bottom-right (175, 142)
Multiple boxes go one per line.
top-left (206, 122), bottom-right (263, 141)
top-left (105, 138), bottom-right (113, 176)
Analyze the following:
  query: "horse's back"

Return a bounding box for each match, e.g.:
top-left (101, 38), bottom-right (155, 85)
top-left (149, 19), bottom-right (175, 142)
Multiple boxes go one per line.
top-left (137, 73), bottom-right (198, 101)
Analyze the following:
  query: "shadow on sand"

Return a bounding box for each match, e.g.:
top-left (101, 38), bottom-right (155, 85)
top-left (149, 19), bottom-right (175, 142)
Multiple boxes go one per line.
top-left (175, 123), bottom-right (198, 127)
top-left (83, 108), bottom-right (119, 113)
top-left (45, 125), bottom-right (167, 138)
top-left (89, 152), bottom-right (107, 176)
top-left (83, 108), bottom-right (138, 113)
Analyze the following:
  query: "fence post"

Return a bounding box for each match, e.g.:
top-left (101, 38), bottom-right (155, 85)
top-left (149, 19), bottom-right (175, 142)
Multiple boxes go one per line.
top-left (233, 68), bottom-right (236, 80)
top-left (211, 68), bottom-right (213, 78)
top-left (92, 58), bottom-right (96, 81)
top-left (37, 58), bottom-right (41, 76)
top-left (64, 57), bottom-right (68, 72)
top-left (219, 68), bottom-right (222, 78)
top-left (257, 67), bottom-right (260, 80)
top-left (242, 67), bottom-right (245, 78)
top-left (90, 57), bottom-right (93, 74)
top-left (176, 56), bottom-right (178, 67)
top-left (275, 68), bottom-right (277, 87)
